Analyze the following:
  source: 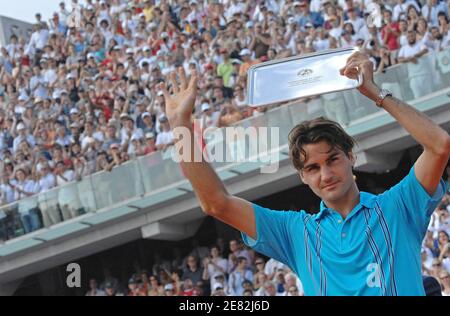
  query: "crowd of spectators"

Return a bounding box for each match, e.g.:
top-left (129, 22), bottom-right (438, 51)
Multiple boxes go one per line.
top-left (84, 183), bottom-right (450, 297)
top-left (0, 0), bottom-right (449, 288)
top-left (85, 237), bottom-right (305, 296)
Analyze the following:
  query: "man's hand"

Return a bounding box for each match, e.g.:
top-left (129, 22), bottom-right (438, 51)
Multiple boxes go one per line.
top-left (340, 51), bottom-right (380, 101)
top-left (159, 67), bottom-right (198, 127)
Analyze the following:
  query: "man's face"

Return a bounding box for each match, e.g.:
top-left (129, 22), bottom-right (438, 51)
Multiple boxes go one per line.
top-left (299, 141), bottom-right (355, 204)
top-left (229, 240), bottom-right (238, 252)
top-left (431, 28), bottom-right (440, 39)
top-left (187, 257), bottom-right (197, 269)
top-left (407, 31), bottom-right (416, 44)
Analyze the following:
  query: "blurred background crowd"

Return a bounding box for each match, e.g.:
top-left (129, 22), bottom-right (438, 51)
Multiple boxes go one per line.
top-left (0, 0), bottom-right (449, 296)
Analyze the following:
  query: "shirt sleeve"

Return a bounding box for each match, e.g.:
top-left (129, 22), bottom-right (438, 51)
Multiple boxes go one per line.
top-left (378, 166), bottom-right (446, 244)
top-left (241, 203), bottom-right (306, 269)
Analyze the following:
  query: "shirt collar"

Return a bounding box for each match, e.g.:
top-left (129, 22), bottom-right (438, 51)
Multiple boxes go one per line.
top-left (315, 191), bottom-right (377, 221)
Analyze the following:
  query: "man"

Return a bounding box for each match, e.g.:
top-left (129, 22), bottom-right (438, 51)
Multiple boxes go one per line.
top-left (85, 279), bottom-right (106, 296)
top-left (182, 256), bottom-right (203, 285)
top-left (421, 0), bottom-right (448, 27)
top-left (228, 257), bottom-right (253, 296)
top-left (217, 49), bottom-right (234, 88)
top-left (296, 0), bottom-right (324, 29)
top-left (13, 167), bottom-right (41, 233)
top-left (155, 115), bottom-right (174, 151)
top-left (160, 51), bottom-right (450, 295)
top-left (398, 30), bottom-right (432, 99)
top-left (199, 103), bottom-right (220, 130)
top-left (13, 123), bottom-right (35, 154)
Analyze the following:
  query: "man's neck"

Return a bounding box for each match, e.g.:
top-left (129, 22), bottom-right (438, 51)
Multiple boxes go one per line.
top-left (323, 184), bottom-right (360, 219)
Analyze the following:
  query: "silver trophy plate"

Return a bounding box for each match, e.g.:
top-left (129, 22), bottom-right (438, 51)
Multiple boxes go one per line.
top-left (247, 48), bottom-right (362, 107)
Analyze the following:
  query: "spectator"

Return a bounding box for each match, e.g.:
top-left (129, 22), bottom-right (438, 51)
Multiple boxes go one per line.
top-left (182, 255), bottom-right (203, 285)
top-left (13, 167), bottom-right (41, 233)
top-left (181, 278), bottom-right (199, 296)
top-left (421, 0), bottom-right (448, 27)
top-left (397, 30), bottom-right (432, 99)
top-left (127, 278), bottom-right (146, 296)
top-left (199, 102), bottom-right (220, 130)
top-left (164, 283), bottom-right (176, 296)
top-left (440, 270), bottom-right (450, 296)
top-left (155, 115), bottom-right (174, 152)
top-left (228, 256), bottom-right (253, 296)
top-left (262, 280), bottom-right (279, 296)
top-left (381, 9), bottom-right (401, 51)
top-left (148, 275), bottom-right (164, 296)
top-left (202, 245), bottom-right (228, 289)
top-left (85, 279), bottom-right (106, 296)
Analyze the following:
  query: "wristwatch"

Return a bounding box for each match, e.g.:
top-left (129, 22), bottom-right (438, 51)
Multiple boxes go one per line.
top-left (375, 89), bottom-right (393, 108)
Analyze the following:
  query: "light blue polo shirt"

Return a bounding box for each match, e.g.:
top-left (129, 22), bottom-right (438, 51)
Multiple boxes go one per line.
top-left (242, 166), bottom-right (446, 296)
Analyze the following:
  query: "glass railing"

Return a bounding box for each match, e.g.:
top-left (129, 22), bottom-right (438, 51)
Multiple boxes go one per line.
top-left (1, 48), bottom-right (450, 244)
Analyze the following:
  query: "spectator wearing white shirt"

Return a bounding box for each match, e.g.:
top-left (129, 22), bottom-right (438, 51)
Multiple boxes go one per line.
top-left (264, 258), bottom-right (288, 281)
top-left (262, 280), bottom-right (283, 296)
top-left (29, 23), bottom-right (50, 52)
top-left (228, 257), bottom-right (253, 296)
top-left (155, 115), bottom-right (174, 152)
top-left (226, 0), bottom-right (247, 19)
top-left (398, 29), bottom-right (432, 99)
top-left (202, 245), bottom-right (228, 290)
top-left (200, 103), bottom-right (220, 131)
top-left (393, 0), bottom-right (420, 22)
top-left (13, 123), bottom-right (35, 154)
top-left (421, 0), bottom-right (448, 27)
top-left (440, 270), bottom-right (450, 296)
top-left (55, 161), bottom-right (80, 221)
top-left (345, 7), bottom-right (365, 33)
top-left (13, 167), bottom-right (41, 233)
top-left (36, 161), bottom-right (60, 228)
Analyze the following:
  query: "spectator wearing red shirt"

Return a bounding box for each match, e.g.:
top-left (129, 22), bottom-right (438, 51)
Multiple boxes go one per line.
top-left (381, 9), bottom-right (401, 51)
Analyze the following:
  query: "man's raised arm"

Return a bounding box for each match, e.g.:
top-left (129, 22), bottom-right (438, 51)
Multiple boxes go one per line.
top-left (341, 52), bottom-right (450, 196)
top-left (160, 68), bottom-right (257, 239)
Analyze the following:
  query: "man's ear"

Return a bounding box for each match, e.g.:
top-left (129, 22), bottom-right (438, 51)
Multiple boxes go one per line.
top-left (299, 170), bottom-right (307, 184)
top-left (348, 151), bottom-right (356, 167)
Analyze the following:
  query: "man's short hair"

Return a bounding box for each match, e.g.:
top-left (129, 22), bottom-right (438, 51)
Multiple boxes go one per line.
top-left (288, 117), bottom-right (355, 171)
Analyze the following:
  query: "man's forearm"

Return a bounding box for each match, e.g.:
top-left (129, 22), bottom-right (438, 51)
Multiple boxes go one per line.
top-left (379, 95), bottom-right (450, 155)
top-left (174, 122), bottom-right (229, 213)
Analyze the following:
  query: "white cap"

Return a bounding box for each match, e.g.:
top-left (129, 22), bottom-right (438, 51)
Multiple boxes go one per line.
top-left (126, 48), bottom-right (134, 54)
top-left (143, 46), bottom-right (151, 52)
top-left (293, 1), bottom-right (302, 6)
top-left (142, 112), bottom-right (151, 119)
top-left (189, 0), bottom-right (198, 5)
top-left (161, 32), bottom-right (169, 38)
top-left (164, 283), bottom-right (174, 291)
top-left (213, 283), bottom-right (224, 291)
top-left (157, 90), bottom-right (164, 97)
top-left (93, 132), bottom-right (104, 142)
top-left (86, 5), bottom-right (94, 10)
top-left (201, 103), bottom-right (211, 112)
top-left (70, 108), bottom-right (79, 115)
top-left (18, 95), bottom-right (28, 101)
top-left (87, 53), bottom-right (95, 59)
top-left (17, 123), bottom-right (26, 130)
top-left (245, 21), bottom-right (254, 28)
top-left (131, 133), bottom-right (141, 141)
top-left (239, 48), bottom-right (251, 56)
top-left (288, 17), bottom-right (296, 24)
top-left (52, 91), bottom-right (61, 99)
top-left (158, 114), bottom-right (168, 122)
top-left (66, 73), bottom-right (76, 80)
